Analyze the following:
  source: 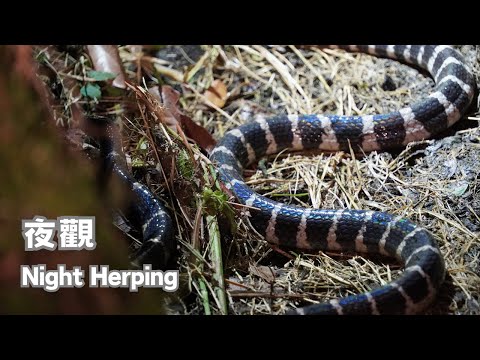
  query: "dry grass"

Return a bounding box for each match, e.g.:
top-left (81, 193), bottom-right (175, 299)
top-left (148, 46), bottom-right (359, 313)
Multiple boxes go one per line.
top-left (36, 45), bottom-right (480, 315)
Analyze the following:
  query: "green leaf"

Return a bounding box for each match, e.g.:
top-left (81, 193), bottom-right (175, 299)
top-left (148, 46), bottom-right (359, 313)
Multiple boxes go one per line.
top-left (80, 83), bottom-right (102, 99)
top-left (87, 70), bottom-right (117, 81)
top-left (202, 188), bottom-right (237, 233)
top-left (135, 137), bottom-right (149, 154)
top-left (131, 158), bottom-right (146, 167)
top-left (177, 149), bottom-right (194, 180)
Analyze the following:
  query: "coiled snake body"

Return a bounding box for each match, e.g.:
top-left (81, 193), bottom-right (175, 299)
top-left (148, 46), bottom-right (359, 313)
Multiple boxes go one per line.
top-left (109, 45), bottom-right (475, 314)
top-left (210, 45), bottom-right (476, 315)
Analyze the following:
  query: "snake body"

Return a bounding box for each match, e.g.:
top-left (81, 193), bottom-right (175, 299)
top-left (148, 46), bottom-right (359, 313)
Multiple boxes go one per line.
top-left (210, 45), bottom-right (476, 314)
top-left (101, 124), bottom-right (175, 270)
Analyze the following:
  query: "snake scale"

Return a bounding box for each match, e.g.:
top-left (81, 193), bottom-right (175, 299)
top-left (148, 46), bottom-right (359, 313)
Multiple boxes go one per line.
top-left (108, 45), bottom-right (476, 315)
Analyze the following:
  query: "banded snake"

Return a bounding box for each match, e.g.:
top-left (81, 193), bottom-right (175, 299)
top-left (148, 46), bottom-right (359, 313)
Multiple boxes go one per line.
top-left (210, 45), bottom-right (475, 315)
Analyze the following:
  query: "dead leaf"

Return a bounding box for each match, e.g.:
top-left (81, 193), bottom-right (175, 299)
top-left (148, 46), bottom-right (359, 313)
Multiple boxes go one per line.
top-left (147, 86), bottom-right (162, 103)
top-left (161, 85), bottom-right (183, 120)
top-left (126, 83), bottom-right (216, 153)
top-left (249, 264), bottom-right (275, 284)
top-left (161, 86), bottom-right (216, 152)
top-left (147, 86), bottom-right (173, 126)
top-left (204, 79), bottom-right (228, 108)
top-left (126, 83), bottom-right (172, 132)
top-left (87, 45), bottom-right (126, 89)
top-left (179, 113), bottom-right (216, 153)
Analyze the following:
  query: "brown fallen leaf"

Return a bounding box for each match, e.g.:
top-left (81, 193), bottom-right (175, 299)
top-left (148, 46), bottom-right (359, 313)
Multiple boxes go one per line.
top-left (248, 264), bottom-right (276, 284)
top-left (204, 79), bottom-right (228, 108)
top-left (180, 113), bottom-right (217, 153)
top-left (87, 45), bottom-right (126, 89)
top-left (147, 85), bottom-right (162, 102)
top-left (126, 83), bottom-right (216, 153)
top-left (161, 85), bottom-right (216, 152)
top-left (126, 82), bottom-right (167, 127)
top-left (160, 85), bottom-right (183, 122)
top-left (146, 85), bottom-right (177, 132)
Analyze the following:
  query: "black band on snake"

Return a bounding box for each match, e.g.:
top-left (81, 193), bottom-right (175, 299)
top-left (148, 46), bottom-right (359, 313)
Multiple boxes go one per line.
top-left (210, 45), bottom-right (476, 315)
